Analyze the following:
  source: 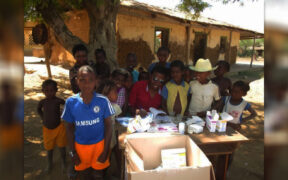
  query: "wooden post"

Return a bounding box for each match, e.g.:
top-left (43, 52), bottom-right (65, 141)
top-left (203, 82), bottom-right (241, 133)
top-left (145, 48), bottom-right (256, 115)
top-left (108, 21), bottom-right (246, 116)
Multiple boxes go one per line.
top-left (185, 26), bottom-right (191, 65)
top-left (44, 41), bottom-right (52, 78)
top-left (228, 31), bottom-right (232, 63)
top-left (45, 57), bottom-right (52, 79)
top-left (44, 28), bottom-right (52, 79)
top-left (250, 36), bottom-right (256, 68)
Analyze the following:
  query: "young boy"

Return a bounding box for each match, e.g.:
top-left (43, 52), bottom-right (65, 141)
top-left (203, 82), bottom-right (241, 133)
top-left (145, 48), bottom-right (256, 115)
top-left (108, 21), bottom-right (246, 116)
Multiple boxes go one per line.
top-left (161, 60), bottom-right (190, 116)
top-left (93, 48), bottom-right (110, 81)
top-left (221, 80), bottom-right (257, 130)
top-left (125, 53), bottom-right (139, 83)
top-left (184, 66), bottom-right (194, 83)
top-left (212, 60), bottom-right (232, 96)
top-left (188, 58), bottom-right (221, 117)
top-left (62, 66), bottom-right (114, 179)
top-left (148, 46), bottom-right (171, 74)
top-left (69, 44), bottom-right (89, 94)
top-left (138, 71), bottom-right (149, 81)
top-left (37, 79), bottom-right (66, 173)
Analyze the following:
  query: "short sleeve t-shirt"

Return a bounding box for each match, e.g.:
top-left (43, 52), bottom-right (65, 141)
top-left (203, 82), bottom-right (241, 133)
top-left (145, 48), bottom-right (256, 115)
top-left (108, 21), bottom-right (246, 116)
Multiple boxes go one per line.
top-left (222, 96), bottom-right (251, 124)
top-left (128, 80), bottom-right (162, 112)
top-left (188, 80), bottom-right (221, 115)
top-left (61, 92), bottom-right (115, 145)
top-left (131, 70), bottom-right (139, 83)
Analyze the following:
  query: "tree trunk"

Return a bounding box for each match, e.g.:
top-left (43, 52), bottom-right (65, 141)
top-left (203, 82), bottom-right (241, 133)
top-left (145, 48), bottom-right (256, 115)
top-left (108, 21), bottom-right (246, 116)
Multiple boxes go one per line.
top-left (83, 0), bottom-right (119, 70)
top-left (37, 0), bottom-right (120, 70)
top-left (43, 28), bottom-right (52, 78)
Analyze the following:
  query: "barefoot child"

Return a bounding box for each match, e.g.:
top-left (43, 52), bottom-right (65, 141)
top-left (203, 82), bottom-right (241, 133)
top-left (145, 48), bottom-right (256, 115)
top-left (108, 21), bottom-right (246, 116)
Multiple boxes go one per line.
top-left (161, 60), bottom-right (190, 116)
top-left (212, 60), bottom-right (232, 96)
top-left (221, 80), bottom-right (257, 130)
top-left (37, 79), bottom-right (66, 173)
top-left (188, 58), bottom-right (221, 117)
top-left (62, 66), bottom-right (114, 179)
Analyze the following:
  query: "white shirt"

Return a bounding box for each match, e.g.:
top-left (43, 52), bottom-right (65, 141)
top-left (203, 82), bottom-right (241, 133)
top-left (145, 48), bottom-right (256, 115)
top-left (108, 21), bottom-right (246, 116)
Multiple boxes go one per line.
top-left (222, 96), bottom-right (250, 124)
top-left (188, 80), bottom-right (220, 115)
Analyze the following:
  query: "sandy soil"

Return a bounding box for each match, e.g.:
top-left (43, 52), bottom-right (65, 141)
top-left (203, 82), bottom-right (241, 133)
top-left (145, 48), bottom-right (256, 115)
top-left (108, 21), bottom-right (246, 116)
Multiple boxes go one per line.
top-left (24, 57), bottom-right (264, 180)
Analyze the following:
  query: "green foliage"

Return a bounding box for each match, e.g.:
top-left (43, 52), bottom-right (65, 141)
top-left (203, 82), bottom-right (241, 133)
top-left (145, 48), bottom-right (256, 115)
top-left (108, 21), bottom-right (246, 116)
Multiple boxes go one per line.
top-left (238, 38), bottom-right (263, 57)
top-left (176, 0), bottom-right (256, 19)
top-left (177, 0), bottom-right (210, 19)
top-left (239, 38), bottom-right (264, 49)
top-left (24, 0), bottom-right (43, 21)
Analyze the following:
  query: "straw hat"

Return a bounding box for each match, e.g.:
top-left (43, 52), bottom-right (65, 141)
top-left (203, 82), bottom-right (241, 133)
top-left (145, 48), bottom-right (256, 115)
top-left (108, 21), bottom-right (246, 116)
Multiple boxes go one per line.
top-left (189, 58), bottom-right (217, 72)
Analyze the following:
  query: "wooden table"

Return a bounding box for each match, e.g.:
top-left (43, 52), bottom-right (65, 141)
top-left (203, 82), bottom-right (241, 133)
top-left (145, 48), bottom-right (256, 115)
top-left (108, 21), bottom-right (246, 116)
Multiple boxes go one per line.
top-left (188, 126), bottom-right (249, 180)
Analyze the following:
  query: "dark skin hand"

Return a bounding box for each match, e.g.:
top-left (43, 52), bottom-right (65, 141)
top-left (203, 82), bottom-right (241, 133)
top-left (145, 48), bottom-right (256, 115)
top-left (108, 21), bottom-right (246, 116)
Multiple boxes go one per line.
top-left (212, 99), bottom-right (222, 112)
top-left (97, 116), bottom-right (112, 163)
top-left (197, 111), bottom-right (206, 118)
top-left (227, 122), bottom-right (241, 131)
top-left (242, 106), bottom-right (257, 122)
top-left (65, 122), bottom-right (81, 165)
top-left (136, 109), bottom-right (148, 118)
top-left (184, 94), bottom-right (191, 116)
top-left (162, 98), bottom-right (168, 114)
top-left (66, 118), bottom-right (112, 164)
top-left (195, 99), bottom-right (221, 118)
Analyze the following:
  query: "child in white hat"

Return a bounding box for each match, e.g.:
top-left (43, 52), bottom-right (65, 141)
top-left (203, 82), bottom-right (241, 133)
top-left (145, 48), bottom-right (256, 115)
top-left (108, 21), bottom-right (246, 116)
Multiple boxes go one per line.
top-left (188, 58), bottom-right (221, 117)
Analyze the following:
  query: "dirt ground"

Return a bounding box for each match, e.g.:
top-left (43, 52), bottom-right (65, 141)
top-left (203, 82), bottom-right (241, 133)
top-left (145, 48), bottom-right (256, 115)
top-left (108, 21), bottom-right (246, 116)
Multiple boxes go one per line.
top-left (24, 57), bottom-right (264, 180)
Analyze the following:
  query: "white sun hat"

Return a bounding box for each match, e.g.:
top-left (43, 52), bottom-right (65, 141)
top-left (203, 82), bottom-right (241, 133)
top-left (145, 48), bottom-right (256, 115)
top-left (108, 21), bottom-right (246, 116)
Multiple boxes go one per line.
top-left (189, 58), bottom-right (217, 72)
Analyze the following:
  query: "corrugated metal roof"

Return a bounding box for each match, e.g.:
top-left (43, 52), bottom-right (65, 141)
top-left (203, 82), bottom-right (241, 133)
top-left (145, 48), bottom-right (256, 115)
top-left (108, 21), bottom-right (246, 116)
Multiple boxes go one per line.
top-left (120, 0), bottom-right (263, 38)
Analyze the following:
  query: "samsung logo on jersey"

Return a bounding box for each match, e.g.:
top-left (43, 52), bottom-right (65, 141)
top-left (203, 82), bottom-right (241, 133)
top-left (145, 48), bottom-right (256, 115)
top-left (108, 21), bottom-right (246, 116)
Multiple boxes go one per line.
top-left (75, 118), bottom-right (100, 126)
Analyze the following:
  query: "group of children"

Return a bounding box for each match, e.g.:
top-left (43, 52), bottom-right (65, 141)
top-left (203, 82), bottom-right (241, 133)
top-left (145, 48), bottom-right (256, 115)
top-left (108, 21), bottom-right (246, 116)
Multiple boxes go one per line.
top-left (37, 44), bottom-right (257, 179)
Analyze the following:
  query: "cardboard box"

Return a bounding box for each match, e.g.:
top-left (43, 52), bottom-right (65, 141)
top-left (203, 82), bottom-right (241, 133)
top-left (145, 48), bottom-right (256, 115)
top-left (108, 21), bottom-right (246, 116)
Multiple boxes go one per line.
top-left (125, 133), bottom-right (213, 180)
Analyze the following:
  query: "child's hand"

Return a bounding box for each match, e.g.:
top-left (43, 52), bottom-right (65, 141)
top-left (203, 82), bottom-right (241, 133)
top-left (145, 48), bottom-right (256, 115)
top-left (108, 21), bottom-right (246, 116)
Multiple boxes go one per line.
top-left (197, 111), bottom-right (206, 118)
top-left (227, 122), bottom-right (241, 131)
top-left (97, 151), bottom-right (108, 163)
top-left (184, 111), bottom-right (191, 117)
top-left (136, 109), bottom-right (148, 118)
